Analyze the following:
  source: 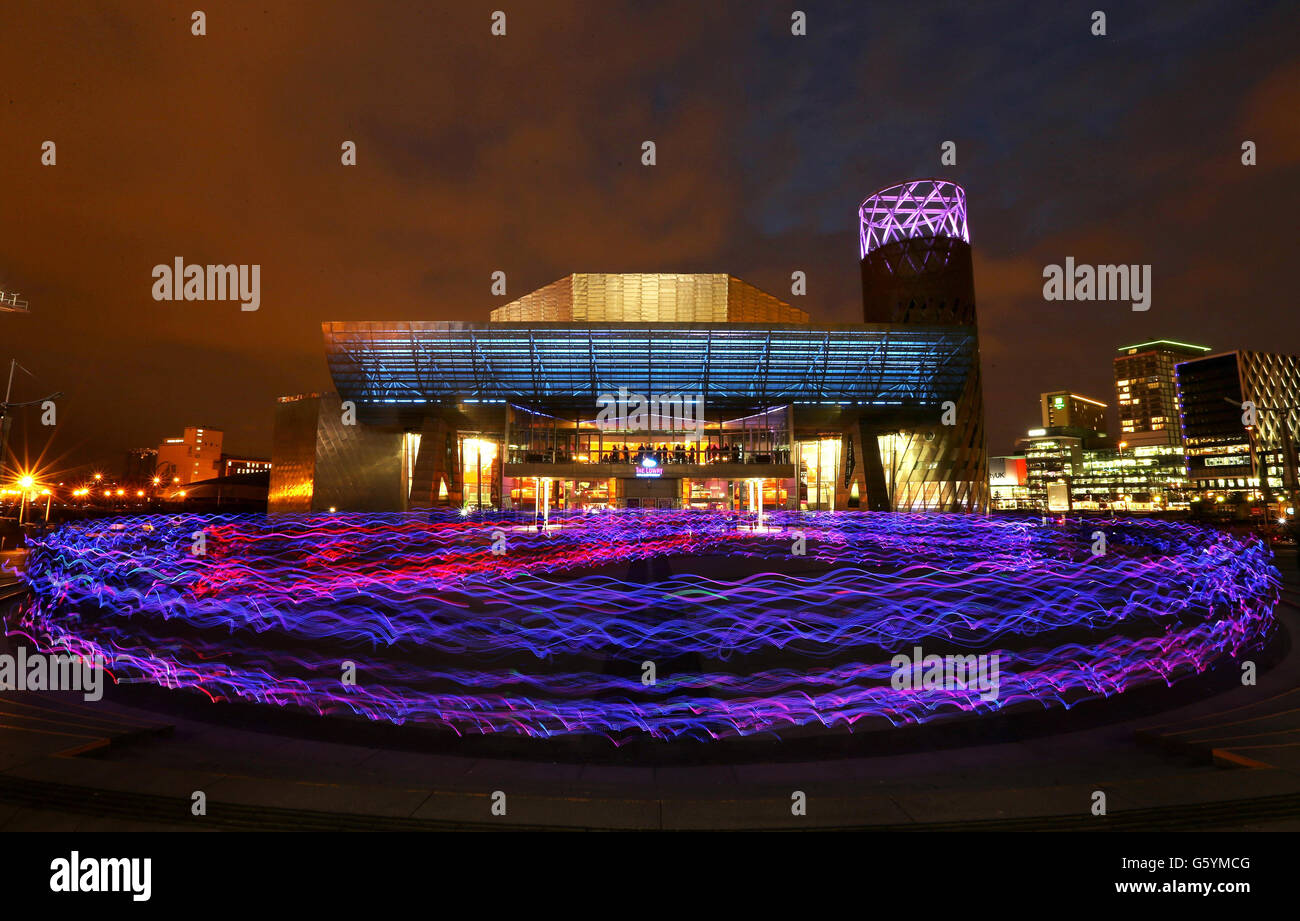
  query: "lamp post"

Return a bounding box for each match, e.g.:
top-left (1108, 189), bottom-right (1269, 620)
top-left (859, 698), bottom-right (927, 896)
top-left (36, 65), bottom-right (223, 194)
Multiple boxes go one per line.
top-left (0, 359), bottom-right (62, 480)
top-left (16, 474), bottom-right (34, 524)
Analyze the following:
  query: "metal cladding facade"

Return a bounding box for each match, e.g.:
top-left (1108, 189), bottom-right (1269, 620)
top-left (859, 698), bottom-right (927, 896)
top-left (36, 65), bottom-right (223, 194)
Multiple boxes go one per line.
top-left (854, 178), bottom-right (987, 512)
top-left (268, 392), bottom-right (404, 513)
top-left (861, 234), bottom-right (976, 325)
top-left (488, 273), bottom-right (810, 324)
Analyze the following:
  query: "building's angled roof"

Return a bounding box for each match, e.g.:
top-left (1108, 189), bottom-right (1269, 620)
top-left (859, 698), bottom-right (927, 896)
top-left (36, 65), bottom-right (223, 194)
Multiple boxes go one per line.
top-left (488, 273), bottom-right (809, 324)
top-left (1115, 339), bottom-right (1212, 354)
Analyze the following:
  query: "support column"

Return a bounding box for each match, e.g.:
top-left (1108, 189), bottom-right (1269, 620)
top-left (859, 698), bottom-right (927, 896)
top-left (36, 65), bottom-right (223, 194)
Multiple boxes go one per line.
top-left (858, 423), bottom-right (891, 512)
top-left (411, 416), bottom-right (462, 508)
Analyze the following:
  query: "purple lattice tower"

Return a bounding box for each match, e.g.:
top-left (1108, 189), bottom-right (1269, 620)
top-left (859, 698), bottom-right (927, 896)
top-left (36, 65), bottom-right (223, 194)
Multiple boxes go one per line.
top-left (859, 178), bottom-right (975, 325)
top-left (852, 178), bottom-right (986, 512)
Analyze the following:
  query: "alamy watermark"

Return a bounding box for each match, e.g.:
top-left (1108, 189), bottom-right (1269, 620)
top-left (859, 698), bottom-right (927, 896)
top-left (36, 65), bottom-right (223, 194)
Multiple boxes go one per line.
top-left (50, 851), bottom-right (151, 901)
top-left (890, 646), bottom-right (1000, 701)
top-left (0, 647), bottom-right (105, 701)
top-left (1042, 258), bottom-right (1150, 311)
top-left (152, 257), bottom-right (260, 311)
top-left (595, 387), bottom-right (704, 433)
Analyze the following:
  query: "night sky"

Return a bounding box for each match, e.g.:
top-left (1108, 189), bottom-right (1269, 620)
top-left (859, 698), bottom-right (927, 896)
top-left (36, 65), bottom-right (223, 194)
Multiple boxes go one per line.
top-left (1, 0), bottom-right (1297, 477)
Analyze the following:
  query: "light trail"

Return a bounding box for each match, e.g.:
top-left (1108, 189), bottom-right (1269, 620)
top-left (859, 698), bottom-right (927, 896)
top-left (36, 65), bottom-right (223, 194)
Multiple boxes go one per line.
top-left (10, 510), bottom-right (1280, 742)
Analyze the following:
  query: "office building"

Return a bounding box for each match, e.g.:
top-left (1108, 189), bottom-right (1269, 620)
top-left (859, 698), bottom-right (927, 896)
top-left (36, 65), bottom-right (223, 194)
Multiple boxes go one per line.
top-left (1040, 391), bottom-right (1107, 436)
top-left (1177, 350), bottom-right (1300, 506)
top-left (1115, 339), bottom-right (1211, 448)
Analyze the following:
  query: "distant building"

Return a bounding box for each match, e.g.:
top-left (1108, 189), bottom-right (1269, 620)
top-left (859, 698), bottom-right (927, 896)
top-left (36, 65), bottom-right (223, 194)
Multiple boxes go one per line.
top-left (1040, 391), bottom-right (1108, 438)
top-left (1070, 444), bottom-right (1192, 512)
top-left (1176, 350), bottom-right (1300, 506)
top-left (156, 426), bottom-right (224, 485)
top-left (1014, 391), bottom-right (1114, 511)
top-left (988, 455), bottom-right (1030, 509)
top-left (1015, 426), bottom-right (1188, 513)
top-left (220, 454), bottom-right (272, 478)
top-left (1016, 428), bottom-right (1085, 510)
top-left (1115, 339), bottom-right (1210, 448)
top-left (166, 471), bottom-right (269, 512)
top-left (123, 448), bottom-right (158, 482)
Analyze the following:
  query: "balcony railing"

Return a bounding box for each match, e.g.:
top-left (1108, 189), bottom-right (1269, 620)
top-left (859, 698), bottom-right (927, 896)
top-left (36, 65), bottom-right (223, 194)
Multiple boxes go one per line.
top-left (507, 446), bottom-right (792, 467)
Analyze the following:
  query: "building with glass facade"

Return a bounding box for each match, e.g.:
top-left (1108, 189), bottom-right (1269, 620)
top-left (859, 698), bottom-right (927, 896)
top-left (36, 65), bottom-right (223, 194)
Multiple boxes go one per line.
top-left (1008, 429), bottom-right (1191, 513)
top-left (269, 180), bottom-right (988, 514)
top-left (999, 346), bottom-right (1215, 513)
top-left (1015, 428), bottom-right (1084, 511)
top-left (1069, 444), bottom-right (1192, 511)
top-left (1115, 339), bottom-right (1211, 448)
top-left (1176, 350), bottom-right (1300, 507)
top-left (988, 454), bottom-right (1030, 509)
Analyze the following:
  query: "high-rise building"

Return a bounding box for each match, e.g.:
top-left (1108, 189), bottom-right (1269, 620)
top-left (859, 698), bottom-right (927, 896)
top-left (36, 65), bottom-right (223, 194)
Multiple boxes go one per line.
top-left (1040, 391), bottom-right (1107, 436)
top-left (1115, 339), bottom-right (1211, 448)
top-left (857, 178), bottom-right (986, 511)
top-left (156, 426), bottom-right (224, 485)
top-left (1176, 350), bottom-right (1300, 505)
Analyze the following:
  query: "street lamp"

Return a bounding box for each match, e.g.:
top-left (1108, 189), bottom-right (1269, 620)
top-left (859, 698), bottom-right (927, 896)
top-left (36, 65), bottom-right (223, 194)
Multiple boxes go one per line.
top-left (16, 474), bottom-right (34, 524)
top-left (0, 360), bottom-right (62, 479)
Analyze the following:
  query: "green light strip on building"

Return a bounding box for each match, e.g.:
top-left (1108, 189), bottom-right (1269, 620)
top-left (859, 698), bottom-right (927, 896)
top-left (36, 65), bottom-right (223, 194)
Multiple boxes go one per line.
top-left (1115, 339), bottom-right (1212, 353)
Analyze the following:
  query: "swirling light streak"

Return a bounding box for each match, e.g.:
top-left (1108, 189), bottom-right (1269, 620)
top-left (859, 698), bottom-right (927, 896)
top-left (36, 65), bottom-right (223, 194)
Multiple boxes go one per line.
top-left (8, 511), bottom-right (1279, 742)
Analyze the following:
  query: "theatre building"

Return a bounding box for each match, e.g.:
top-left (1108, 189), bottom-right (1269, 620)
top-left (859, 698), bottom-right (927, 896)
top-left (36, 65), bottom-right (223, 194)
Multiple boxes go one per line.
top-left (269, 179), bottom-right (987, 514)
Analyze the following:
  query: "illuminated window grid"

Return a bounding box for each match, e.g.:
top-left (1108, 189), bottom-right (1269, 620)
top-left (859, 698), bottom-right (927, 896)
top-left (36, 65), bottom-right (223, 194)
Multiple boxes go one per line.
top-left (323, 321), bottom-right (977, 411)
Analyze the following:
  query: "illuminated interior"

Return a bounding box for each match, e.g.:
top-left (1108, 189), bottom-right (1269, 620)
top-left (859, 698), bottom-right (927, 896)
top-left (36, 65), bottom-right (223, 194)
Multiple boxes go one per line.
top-left (797, 438), bottom-right (840, 511)
top-left (460, 437), bottom-right (498, 510)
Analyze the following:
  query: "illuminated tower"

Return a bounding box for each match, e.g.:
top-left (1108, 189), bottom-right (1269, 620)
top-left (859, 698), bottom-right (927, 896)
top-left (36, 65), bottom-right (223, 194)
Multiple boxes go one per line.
top-left (855, 179), bottom-right (986, 511)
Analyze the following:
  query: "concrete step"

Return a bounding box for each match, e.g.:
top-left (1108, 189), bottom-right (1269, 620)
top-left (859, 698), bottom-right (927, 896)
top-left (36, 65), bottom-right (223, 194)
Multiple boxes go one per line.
top-left (0, 692), bottom-right (173, 757)
top-left (1135, 686), bottom-right (1300, 769)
